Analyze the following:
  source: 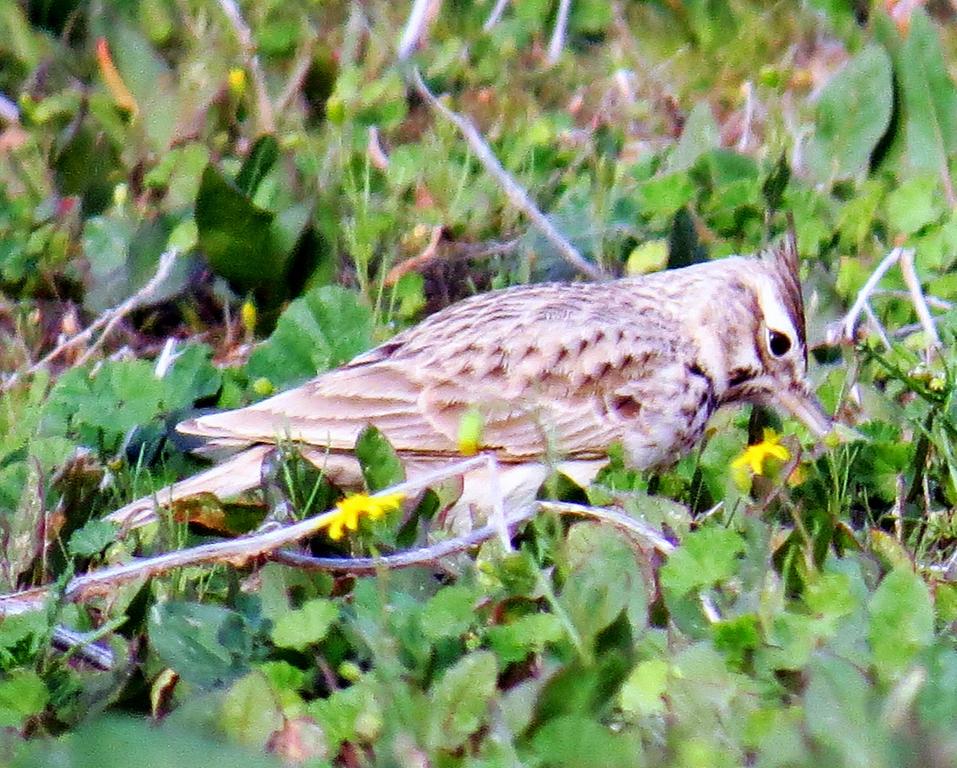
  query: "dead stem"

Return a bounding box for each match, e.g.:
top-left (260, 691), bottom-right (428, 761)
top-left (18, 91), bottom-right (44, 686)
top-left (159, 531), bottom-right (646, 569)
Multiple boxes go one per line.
top-left (409, 68), bottom-right (607, 281)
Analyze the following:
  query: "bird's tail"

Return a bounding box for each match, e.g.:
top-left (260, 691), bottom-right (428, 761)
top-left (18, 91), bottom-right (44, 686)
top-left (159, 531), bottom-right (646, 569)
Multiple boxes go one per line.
top-left (105, 446), bottom-right (372, 531)
top-left (105, 445), bottom-right (274, 530)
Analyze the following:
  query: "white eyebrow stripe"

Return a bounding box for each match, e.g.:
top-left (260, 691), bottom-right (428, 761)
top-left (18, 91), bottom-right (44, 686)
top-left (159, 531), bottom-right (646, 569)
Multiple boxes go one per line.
top-left (754, 274), bottom-right (798, 341)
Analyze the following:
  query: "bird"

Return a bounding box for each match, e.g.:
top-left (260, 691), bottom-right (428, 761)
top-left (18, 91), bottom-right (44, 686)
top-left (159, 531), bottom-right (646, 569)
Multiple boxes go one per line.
top-left (107, 230), bottom-right (834, 530)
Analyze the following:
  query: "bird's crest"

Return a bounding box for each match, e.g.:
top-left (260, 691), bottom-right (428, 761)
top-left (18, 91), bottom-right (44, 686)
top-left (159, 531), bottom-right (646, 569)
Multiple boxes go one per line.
top-left (762, 223), bottom-right (807, 356)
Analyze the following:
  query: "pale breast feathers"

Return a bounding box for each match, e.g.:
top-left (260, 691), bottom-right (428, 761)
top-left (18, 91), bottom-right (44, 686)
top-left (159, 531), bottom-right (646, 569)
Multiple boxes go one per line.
top-left (178, 281), bottom-right (689, 461)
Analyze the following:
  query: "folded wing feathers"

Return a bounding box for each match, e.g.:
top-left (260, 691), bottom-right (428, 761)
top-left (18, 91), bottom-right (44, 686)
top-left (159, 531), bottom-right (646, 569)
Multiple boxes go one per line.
top-left (175, 280), bottom-right (696, 467)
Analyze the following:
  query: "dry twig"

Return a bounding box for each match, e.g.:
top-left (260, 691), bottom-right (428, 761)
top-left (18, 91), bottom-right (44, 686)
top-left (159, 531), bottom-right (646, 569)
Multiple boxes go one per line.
top-left (898, 248), bottom-right (942, 354)
top-left (840, 248), bottom-right (902, 342)
top-left (483, 0), bottom-right (510, 31)
top-left (275, 37), bottom-right (318, 116)
top-left (397, 0), bottom-right (439, 61)
top-left (409, 68), bottom-right (606, 281)
top-left (838, 247), bottom-right (941, 359)
top-left (0, 465), bottom-right (672, 617)
top-left (547, 0), bottom-right (572, 65)
top-left (3, 249), bottom-right (178, 391)
top-left (385, 225), bottom-right (443, 285)
top-left (873, 290), bottom-right (952, 311)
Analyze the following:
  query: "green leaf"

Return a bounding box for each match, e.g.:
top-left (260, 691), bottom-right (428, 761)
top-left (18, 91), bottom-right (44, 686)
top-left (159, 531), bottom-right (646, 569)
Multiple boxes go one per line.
top-left (570, 0), bottom-right (613, 33)
top-left (220, 672), bottom-right (284, 750)
top-left (868, 567), bottom-right (934, 678)
top-left (195, 164), bottom-right (278, 293)
top-left (762, 153), bottom-right (791, 212)
top-left (105, 21), bottom-right (177, 150)
top-left (660, 525), bottom-right (746, 599)
top-left (0, 610), bottom-right (46, 650)
top-left (559, 523), bottom-right (647, 643)
top-left (712, 614), bottom-right (761, 667)
top-left (529, 714), bottom-right (639, 768)
top-left (82, 215), bottom-right (187, 314)
top-left (486, 613), bottom-right (564, 664)
top-left (668, 102), bottom-right (719, 172)
top-left (256, 19), bottom-right (301, 57)
top-left (354, 425), bottom-right (405, 492)
top-left (67, 519), bottom-right (118, 558)
top-left (636, 172), bottom-right (696, 222)
top-left (805, 44), bottom-right (893, 183)
top-left (898, 9), bottom-right (957, 175)
top-left (805, 654), bottom-right (886, 765)
top-left (837, 178), bottom-right (886, 249)
top-left (308, 680), bottom-right (381, 752)
top-left (421, 585), bottom-right (477, 642)
top-left (884, 174), bottom-right (944, 236)
top-left (392, 271), bottom-right (427, 319)
top-left (619, 659), bottom-right (668, 717)
top-left (161, 343), bottom-right (222, 412)
top-left (246, 285), bottom-right (373, 388)
top-left (148, 602), bottom-right (252, 688)
top-left (916, 646), bottom-right (957, 731)
top-left (625, 239), bottom-right (668, 276)
top-left (425, 650), bottom-right (497, 750)
top-left (57, 717), bottom-right (283, 768)
top-left (0, 670), bottom-right (47, 727)
top-left (235, 136), bottom-right (279, 198)
top-left (271, 598), bottom-right (338, 650)
top-left (804, 571), bottom-right (859, 619)
top-left (43, 360), bottom-right (167, 451)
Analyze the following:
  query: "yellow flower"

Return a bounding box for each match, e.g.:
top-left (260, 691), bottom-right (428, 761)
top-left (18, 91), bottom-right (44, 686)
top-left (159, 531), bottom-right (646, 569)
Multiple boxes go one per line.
top-left (228, 67), bottom-right (246, 97)
top-left (241, 297), bottom-right (257, 334)
top-left (322, 492), bottom-right (405, 541)
top-left (731, 428), bottom-right (790, 488)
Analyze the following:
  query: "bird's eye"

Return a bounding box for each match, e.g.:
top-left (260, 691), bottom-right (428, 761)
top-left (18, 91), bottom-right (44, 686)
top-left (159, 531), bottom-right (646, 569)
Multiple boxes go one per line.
top-left (768, 330), bottom-right (791, 357)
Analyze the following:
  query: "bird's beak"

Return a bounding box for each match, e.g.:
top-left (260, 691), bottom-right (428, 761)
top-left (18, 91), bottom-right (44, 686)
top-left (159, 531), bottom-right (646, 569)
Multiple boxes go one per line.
top-left (775, 385), bottom-right (837, 441)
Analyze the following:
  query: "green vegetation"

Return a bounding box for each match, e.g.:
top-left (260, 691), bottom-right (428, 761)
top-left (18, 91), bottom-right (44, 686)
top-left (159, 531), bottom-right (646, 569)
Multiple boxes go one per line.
top-left (2, 1), bottom-right (957, 765)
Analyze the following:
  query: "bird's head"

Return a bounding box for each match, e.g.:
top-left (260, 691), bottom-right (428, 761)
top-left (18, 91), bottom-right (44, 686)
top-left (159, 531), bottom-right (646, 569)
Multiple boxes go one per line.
top-left (687, 230), bottom-right (835, 439)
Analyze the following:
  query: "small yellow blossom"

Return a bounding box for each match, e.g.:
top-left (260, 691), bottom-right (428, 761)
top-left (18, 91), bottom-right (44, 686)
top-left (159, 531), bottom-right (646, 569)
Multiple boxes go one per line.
top-left (252, 377), bottom-right (274, 397)
top-left (731, 428), bottom-right (790, 488)
top-left (241, 297), bottom-right (257, 335)
top-left (322, 492), bottom-right (405, 541)
top-left (228, 67), bottom-right (246, 97)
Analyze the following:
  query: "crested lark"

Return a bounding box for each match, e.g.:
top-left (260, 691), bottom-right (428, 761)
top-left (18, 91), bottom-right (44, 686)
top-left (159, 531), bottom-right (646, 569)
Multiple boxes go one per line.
top-left (108, 231), bottom-right (833, 529)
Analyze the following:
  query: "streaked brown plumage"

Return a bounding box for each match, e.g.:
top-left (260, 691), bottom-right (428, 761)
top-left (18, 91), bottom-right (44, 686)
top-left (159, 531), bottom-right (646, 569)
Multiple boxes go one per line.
top-left (108, 231), bottom-right (833, 529)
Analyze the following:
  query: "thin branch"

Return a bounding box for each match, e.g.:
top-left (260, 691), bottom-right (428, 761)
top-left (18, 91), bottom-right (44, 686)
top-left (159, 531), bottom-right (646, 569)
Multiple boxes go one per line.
top-left (0, 477), bottom-right (674, 617)
top-left (699, 593), bottom-right (721, 623)
top-left (872, 289), bottom-right (953, 311)
top-left (219, 0), bottom-right (275, 133)
top-left (736, 80), bottom-right (755, 153)
top-left (547, 0), bottom-right (572, 65)
top-left (483, 0), bottom-right (510, 31)
top-left (51, 625), bottom-right (116, 671)
top-left (384, 225), bottom-right (442, 285)
top-left (3, 249), bottom-right (178, 391)
top-left (0, 456), bottom-right (492, 616)
top-left (898, 247), bottom-right (942, 356)
top-left (0, 92), bottom-right (19, 124)
top-left (537, 500), bottom-right (675, 553)
top-left (840, 248), bottom-right (901, 342)
top-left (862, 302), bottom-right (893, 351)
top-left (397, 0), bottom-right (438, 61)
top-left (409, 68), bottom-right (606, 281)
top-left (386, 237), bottom-right (520, 286)
top-left (273, 504), bottom-right (539, 574)
top-left (275, 37), bottom-right (317, 116)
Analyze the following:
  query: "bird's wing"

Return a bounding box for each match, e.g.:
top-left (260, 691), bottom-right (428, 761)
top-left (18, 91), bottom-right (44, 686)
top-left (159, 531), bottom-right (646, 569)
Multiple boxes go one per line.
top-left (179, 282), bottom-right (684, 461)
